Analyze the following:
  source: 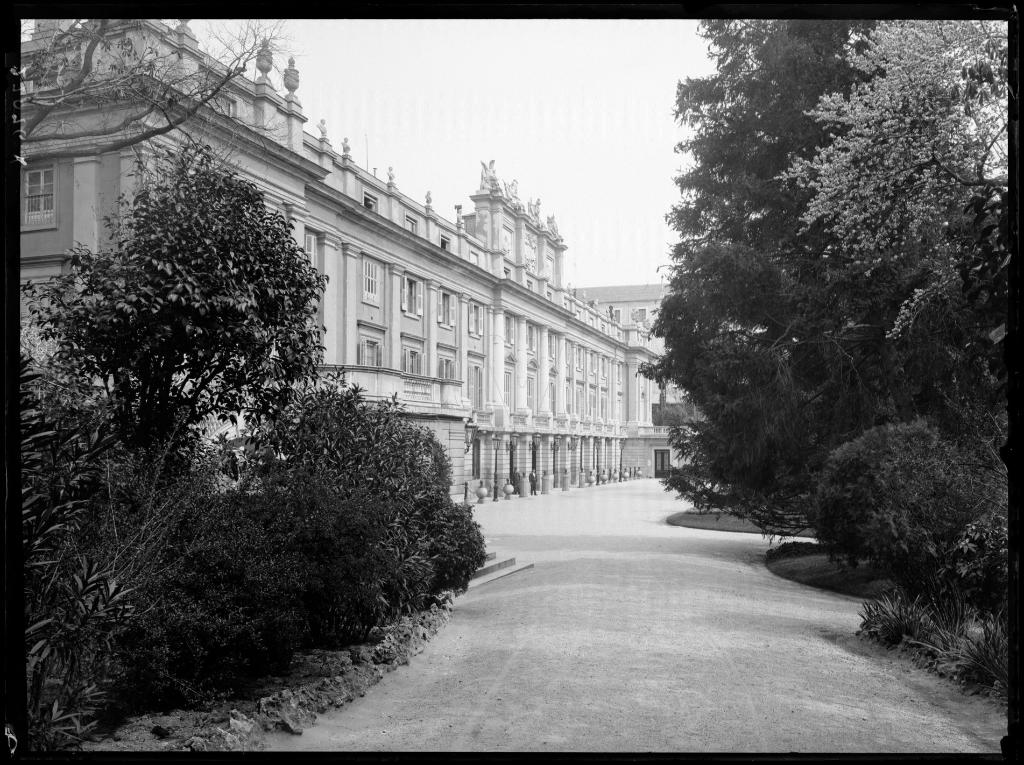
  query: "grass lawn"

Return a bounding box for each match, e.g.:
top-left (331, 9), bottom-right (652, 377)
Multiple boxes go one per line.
top-left (666, 512), bottom-right (891, 599)
top-left (766, 552), bottom-right (894, 599)
top-left (665, 510), bottom-right (815, 538)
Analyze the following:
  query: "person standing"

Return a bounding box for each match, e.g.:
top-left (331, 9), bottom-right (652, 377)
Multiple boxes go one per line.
top-left (529, 469), bottom-right (538, 496)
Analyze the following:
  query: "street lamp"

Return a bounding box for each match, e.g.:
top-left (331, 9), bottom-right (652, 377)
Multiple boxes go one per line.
top-left (493, 437), bottom-right (500, 501)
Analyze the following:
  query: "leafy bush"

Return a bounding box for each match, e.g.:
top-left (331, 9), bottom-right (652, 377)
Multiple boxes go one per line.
top-left (938, 511), bottom-right (1007, 614)
top-left (21, 355), bottom-right (127, 750)
top-left (961, 611), bottom-right (1008, 694)
top-left (254, 378), bottom-right (486, 639)
top-left (765, 541), bottom-right (820, 562)
top-left (858, 589), bottom-right (931, 646)
top-left (811, 420), bottom-right (1002, 595)
top-left (110, 477), bottom-right (307, 711)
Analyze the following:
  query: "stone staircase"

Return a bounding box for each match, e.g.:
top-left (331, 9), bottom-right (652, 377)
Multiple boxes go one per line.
top-left (468, 544), bottom-right (534, 589)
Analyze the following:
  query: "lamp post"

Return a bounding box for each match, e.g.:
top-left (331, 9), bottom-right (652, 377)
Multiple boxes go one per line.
top-left (619, 438), bottom-right (626, 482)
top-left (493, 437), bottom-right (500, 501)
top-left (552, 438), bottom-right (559, 489)
top-left (507, 434), bottom-right (516, 497)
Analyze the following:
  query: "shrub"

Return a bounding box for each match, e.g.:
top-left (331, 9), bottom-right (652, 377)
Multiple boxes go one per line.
top-left (765, 541), bottom-right (820, 562)
top-left (938, 511), bottom-right (1008, 614)
top-left (253, 378), bottom-right (486, 639)
top-left (811, 420), bottom-right (1002, 595)
top-left (421, 495), bottom-right (488, 596)
top-left (858, 589), bottom-right (931, 646)
top-left (109, 474), bottom-right (306, 711)
top-left (961, 611), bottom-right (1008, 695)
top-left (21, 355), bottom-right (127, 750)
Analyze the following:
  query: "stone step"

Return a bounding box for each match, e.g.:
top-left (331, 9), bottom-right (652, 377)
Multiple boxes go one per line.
top-left (484, 550), bottom-right (496, 562)
top-left (467, 561), bottom-right (535, 589)
top-left (471, 556), bottom-right (516, 580)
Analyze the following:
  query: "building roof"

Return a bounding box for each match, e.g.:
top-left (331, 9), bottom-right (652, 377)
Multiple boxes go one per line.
top-left (574, 283), bottom-right (666, 304)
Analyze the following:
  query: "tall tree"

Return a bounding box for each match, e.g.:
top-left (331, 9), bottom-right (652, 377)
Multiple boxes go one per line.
top-left (645, 20), bottom-right (877, 533)
top-left (24, 144), bottom-right (327, 450)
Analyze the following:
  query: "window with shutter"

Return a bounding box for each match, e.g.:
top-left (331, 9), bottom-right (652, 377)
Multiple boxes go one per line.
top-left (23, 167), bottom-right (55, 227)
top-left (448, 296), bottom-right (457, 327)
top-left (437, 291), bottom-right (445, 323)
top-left (415, 281), bottom-right (423, 315)
top-left (363, 258), bottom-right (380, 305)
top-left (401, 278), bottom-right (409, 312)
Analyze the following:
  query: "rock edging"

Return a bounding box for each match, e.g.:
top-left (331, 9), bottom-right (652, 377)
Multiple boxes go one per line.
top-left (181, 596), bottom-right (453, 751)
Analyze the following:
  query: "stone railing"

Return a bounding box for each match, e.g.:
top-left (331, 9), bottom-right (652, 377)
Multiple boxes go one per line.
top-left (403, 378), bottom-right (432, 400)
top-left (511, 412), bottom-right (530, 430)
top-left (533, 413), bottom-right (551, 429)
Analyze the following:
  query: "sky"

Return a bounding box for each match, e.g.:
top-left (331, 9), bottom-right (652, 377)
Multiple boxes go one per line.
top-left (195, 18), bottom-right (717, 288)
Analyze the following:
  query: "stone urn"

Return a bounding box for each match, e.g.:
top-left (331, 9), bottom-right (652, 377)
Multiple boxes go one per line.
top-left (475, 484), bottom-right (489, 504)
top-left (612, 469), bottom-right (619, 481)
top-left (586, 471), bottom-right (594, 486)
top-left (503, 482), bottom-right (515, 500)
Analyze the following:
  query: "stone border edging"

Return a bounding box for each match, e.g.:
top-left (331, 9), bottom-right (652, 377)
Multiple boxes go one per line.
top-left (178, 595), bottom-right (455, 752)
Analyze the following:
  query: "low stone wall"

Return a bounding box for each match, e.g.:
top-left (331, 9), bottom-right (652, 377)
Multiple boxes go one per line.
top-left (84, 596), bottom-right (454, 752)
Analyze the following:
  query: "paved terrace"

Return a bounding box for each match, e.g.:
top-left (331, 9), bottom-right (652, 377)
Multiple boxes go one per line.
top-left (267, 479), bottom-right (1006, 753)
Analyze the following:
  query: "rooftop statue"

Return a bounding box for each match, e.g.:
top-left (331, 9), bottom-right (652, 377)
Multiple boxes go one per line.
top-left (317, 118), bottom-right (328, 140)
top-left (546, 214), bottom-right (560, 238)
top-left (387, 166), bottom-right (395, 185)
top-left (341, 137), bottom-right (351, 156)
top-left (479, 159), bottom-right (500, 193)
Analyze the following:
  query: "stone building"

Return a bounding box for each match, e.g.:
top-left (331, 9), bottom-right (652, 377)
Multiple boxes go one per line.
top-left (19, 19), bottom-right (666, 497)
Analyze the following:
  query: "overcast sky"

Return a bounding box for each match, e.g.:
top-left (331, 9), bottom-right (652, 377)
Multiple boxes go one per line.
top-left (195, 18), bottom-right (716, 288)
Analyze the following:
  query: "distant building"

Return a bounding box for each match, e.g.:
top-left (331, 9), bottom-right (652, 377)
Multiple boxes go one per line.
top-left (19, 19), bottom-right (677, 495)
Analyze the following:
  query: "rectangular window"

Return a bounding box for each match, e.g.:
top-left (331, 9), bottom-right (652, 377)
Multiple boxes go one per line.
top-left (437, 356), bottom-right (455, 379)
top-left (613, 308), bottom-right (622, 323)
top-left (440, 235), bottom-right (450, 251)
top-left (505, 315), bottom-right (515, 346)
top-left (363, 192), bottom-right (378, 211)
top-left (470, 250), bottom-right (481, 266)
top-left (362, 258), bottom-right (380, 305)
top-left (504, 371), bottom-right (513, 408)
top-left (471, 303), bottom-right (483, 335)
top-left (357, 337), bottom-right (382, 367)
top-left (527, 325), bottom-right (536, 352)
top-left (635, 308), bottom-right (647, 322)
top-left (23, 167), bottom-right (55, 226)
top-left (402, 347), bottom-right (422, 375)
top-left (527, 375), bottom-right (535, 409)
top-left (402, 276), bottom-right (423, 316)
top-left (438, 291), bottom-right (453, 326)
top-left (469, 364), bottom-right (484, 409)
top-left (405, 215), bottom-right (418, 234)
top-left (304, 232), bottom-right (318, 265)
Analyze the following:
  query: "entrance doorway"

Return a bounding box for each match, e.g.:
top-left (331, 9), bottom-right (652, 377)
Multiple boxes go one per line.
top-left (653, 449), bottom-right (672, 478)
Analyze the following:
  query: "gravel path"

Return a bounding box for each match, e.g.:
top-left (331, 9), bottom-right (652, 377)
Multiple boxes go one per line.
top-left (266, 479), bottom-right (1005, 753)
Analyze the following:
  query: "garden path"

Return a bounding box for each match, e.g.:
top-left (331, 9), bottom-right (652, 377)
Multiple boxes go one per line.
top-left (266, 479), bottom-right (1005, 753)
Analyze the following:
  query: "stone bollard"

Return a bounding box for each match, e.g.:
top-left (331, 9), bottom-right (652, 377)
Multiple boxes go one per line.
top-left (562, 469), bottom-right (570, 491)
top-left (541, 471), bottom-right (552, 494)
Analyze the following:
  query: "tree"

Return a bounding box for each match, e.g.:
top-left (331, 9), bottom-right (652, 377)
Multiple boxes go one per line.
top-left (787, 19), bottom-right (1008, 456)
top-left (24, 144), bottom-right (327, 450)
top-left (18, 18), bottom-right (282, 162)
top-left (645, 20), bottom-right (877, 534)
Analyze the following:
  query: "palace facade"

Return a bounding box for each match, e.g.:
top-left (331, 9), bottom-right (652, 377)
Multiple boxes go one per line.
top-left (19, 20), bottom-right (674, 497)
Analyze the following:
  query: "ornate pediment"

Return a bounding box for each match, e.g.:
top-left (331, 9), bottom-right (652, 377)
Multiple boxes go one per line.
top-left (506, 352), bottom-right (517, 364)
top-left (527, 357), bottom-right (539, 371)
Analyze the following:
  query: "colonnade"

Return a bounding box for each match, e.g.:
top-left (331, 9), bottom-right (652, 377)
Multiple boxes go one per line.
top-left (474, 432), bottom-right (634, 500)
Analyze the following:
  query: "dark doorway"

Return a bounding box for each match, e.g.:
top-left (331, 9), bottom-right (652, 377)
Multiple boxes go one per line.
top-left (654, 449), bottom-right (671, 478)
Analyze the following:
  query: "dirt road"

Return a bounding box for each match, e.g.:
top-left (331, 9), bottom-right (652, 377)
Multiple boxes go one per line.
top-left (266, 480), bottom-right (1005, 753)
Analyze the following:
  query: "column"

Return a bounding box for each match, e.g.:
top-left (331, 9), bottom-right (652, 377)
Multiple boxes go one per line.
top-left (555, 334), bottom-right (567, 415)
top-left (458, 293), bottom-right (471, 406)
top-left (560, 435), bottom-right (571, 491)
top-left (389, 264), bottom-right (405, 369)
top-left (610, 358), bottom-right (619, 423)
top-left (342, 244), bottom-right (360, 365)
top-left (543, 435), bottom-right (554, 492)
top-left (490, 307), bottom-right (505, 407)
top-left (72, 156), bottom-right (101, 251)
top-left (480, 432), bottom-right (494, 492)
top-left (322, 235), bottom-right (342, 365)
top-left (426, 280), bottom-right (439, 378)
top-left (539, 327), bottom-right (551, 413)
top-left (515, 316), bottom-right (528, 411)
top-left (568, 339), bottom-right (577, 416)
top-left (626, 360), bottom-right (638, 422)
top-left (493, 434), bottom-right (507, 501)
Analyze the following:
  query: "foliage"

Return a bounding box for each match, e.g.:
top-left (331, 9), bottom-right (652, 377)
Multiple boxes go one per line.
top-left (649, 19), bottom-right (1008, 540)
top-left (110, 467), bottom-right (307, 711)
top-left (646, 20), bottom-right (878, 535)
top-left (764, 541), bottom-right (820, 563)
top-left (860, 588), bottom-right (1007, 697)
top-left (938, 511), bottom-right (1008, 614)
top-left (21, 354), bottom-right (127, 750)
top-left (253, 377), bottom-right (485, 642)
top-left (811, 421), bottom-right (1003, 595)
top-left (858, 590), bottom-right (931, 647)
top-left (24, 144), bottom-right (326, 451)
